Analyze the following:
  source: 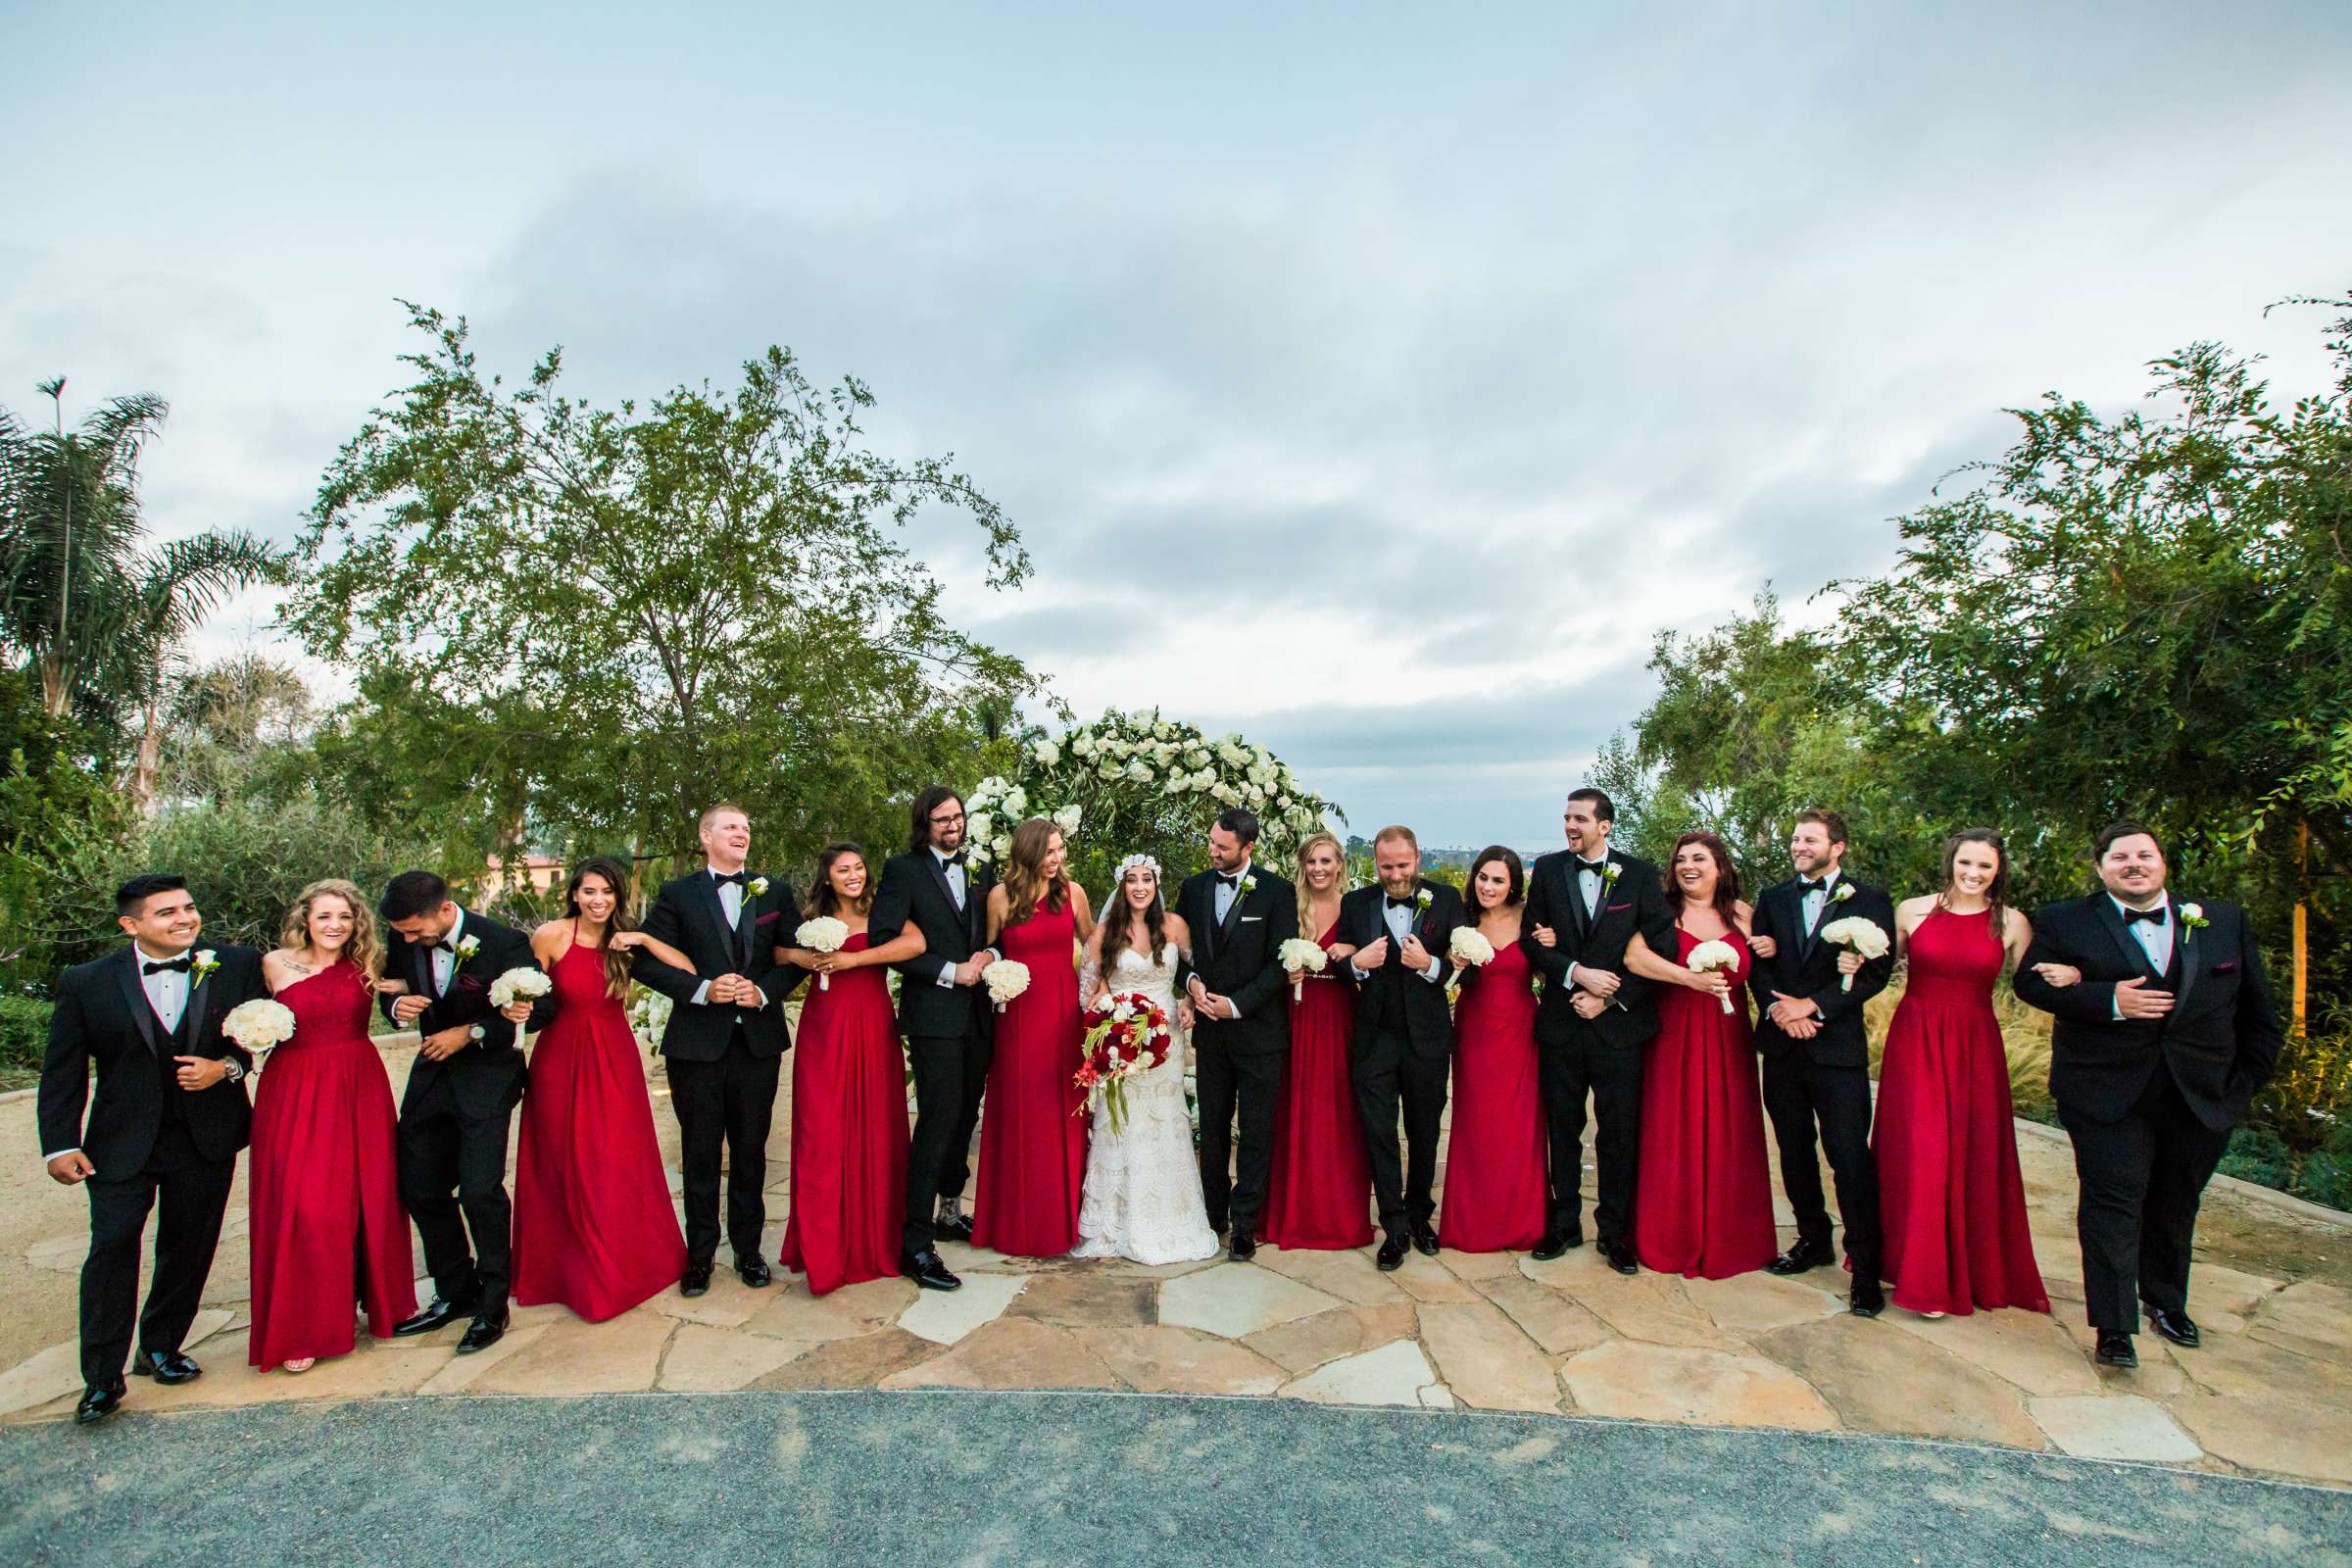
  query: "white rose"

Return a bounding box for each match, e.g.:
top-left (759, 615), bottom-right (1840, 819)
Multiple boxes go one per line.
top-left (1163, 776), bottom-right (1188, 796)
top-left (1004, 788), bottom-right (1027, 815)
top-left (1033, 739), bottom-right (1061, 765)
top-left (1100, 760), bottom-right (1122, 780)
top-left (965, 811), bottom-right (994, 844)
top-left (1126, 760), bottom-right (1152, 782)
top-left (1212, 782), bottom-right (1239, 805)
top-left (1054, 805), bottom-right (1083, 834)
top-left (1072, 734), bottom-right (1097, 757)
top-left (1153, 721), bottom-right (1172, 739)
top-left (1245, 782), bottom-right (1265, 804)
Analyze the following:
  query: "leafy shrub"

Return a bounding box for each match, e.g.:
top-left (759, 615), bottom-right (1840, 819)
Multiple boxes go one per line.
top-left (0, 995), bottom-right (53, 1090)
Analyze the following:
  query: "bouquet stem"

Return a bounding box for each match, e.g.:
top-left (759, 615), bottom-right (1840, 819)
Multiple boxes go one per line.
top-left (1293, 979), bottom-right (1302, 1003)
top-left (818, 971), bottom-right (830, 992)
top-left (1840, 971), bottom-right (1855, 993)
top-left (1718, 991), bottom-right (1734, 1015)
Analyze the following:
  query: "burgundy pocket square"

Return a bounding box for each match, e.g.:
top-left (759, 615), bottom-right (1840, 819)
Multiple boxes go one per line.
top-left (457, 974), bottom-right (485, 991)
top-left (755, 911), bottom-right (780, 926)
top-left (1606, 902), bottom-right (1632, 912)
top-left (2213, 960), bottom-right (2238, 974)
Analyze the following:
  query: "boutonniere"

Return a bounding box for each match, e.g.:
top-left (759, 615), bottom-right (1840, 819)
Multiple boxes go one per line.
top-left (191, 949), bottom-right (220, 981)
top-left (2179, 902), bottom-right (2208, 930)
top-left (748, 876), bottom-right (770, 898)
top-left (455, 935), bottom-right (481, 962)
top-left (1600, 862), bottom-right (1622, 892)
top-left (1832, 883), bottom-right (1856, 905)
top-left (1240, 873), bottom-right (1257, 896)
top-left (1414, 888), bottom-right (1433, 910)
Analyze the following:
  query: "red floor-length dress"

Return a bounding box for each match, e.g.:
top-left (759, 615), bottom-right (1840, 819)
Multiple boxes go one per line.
top-left (512, 941), bottom-right (687, 1319)
top-left (972, 901), bottom-right (1088, 1258)
top-left (1438, 937), bottom-right (1547, 1251)
top-left (247, 960), bottom-right (417, 1370)
top-left (1264, 922), bottom-right (1374, 1250)
top-left (1873, 906), bottom-right (2049, 1315)
top-left (779, 933), bottom-right (911, 1295)
top-left (1634, 928), bottom-right (1780, 1279)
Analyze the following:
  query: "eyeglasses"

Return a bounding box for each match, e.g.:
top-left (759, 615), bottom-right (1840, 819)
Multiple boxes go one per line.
top-left (931, 810), bottom-right (966, 826)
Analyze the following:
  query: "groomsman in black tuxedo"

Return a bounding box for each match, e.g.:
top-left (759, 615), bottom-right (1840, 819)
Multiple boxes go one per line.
top-left (1521, 789), bottom-right (1675, 1274)
top-left (632, 802), bottom-right (806, 1297)
top-left (39, 875), bottom-right (265, 1424)
top-left (379, 870), bottom-right (549, 1352)
top-left (1174, 808), bottom-right (1298, 1260)
top-left (1746, 808), bottom-right (1896, 1314)
top-left (869, 785), bottom-right (1001, 1291)
top-left (1338, 824), bottom-right (1463, 1270)
top-left (2015, 821), bottom-right (2281, 1369)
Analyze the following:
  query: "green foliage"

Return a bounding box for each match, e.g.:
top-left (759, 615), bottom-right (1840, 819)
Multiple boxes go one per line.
top-left (0, 995), bottom-right (52, 1088)
top-left (0, 668), bottom-right (136, 994)
top-left (286, 303), bottom-right (1041, 873)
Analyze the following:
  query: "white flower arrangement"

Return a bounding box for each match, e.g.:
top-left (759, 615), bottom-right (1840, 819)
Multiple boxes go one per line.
top-left (796, 915), bottom-right (851, 991)
top-left (1415, 888), bottom-right (1433, 910)
top-left (1817, 916), bottom-right (1890, 991)
top-left (1831, 882), bottom-right (1855, 905)
top-left (191, 948), bottom-right (220, 981)
top-left (2179, 901), bottom-right (2208, 930)
top-left (488, 966), bottom-right (552, 1011)
top-left (454, 935), bottom-right (481, 962)
top-left (1447, 928), bottom-right (1496, 969)
top-left (1278, 937), bottom-right (1328, 1001)
top-left (748, 876), bottom-right (770, 898)
top-left (222, 998), bottom-right (297, 1057)
top-left (1685, 939), bottom-right (1740, 1014)
top-left (983, 958), bottom-right (1031, 1012)
top-left (628, 987), bottom-right (673, 1049)
top-left (1033, 739), bottom-right (1061, 765)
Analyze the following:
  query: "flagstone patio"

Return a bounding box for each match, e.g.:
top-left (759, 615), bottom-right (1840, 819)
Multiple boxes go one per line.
top-left (6, 1038), bottom-right (2349, 1490)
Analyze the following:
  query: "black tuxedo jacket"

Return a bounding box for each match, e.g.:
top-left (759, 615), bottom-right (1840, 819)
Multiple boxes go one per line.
top-left (40, 944), bottom-right (266, 1170)
top-left (2014, 893), bottom-right (2282, 1130)
top-left (380, 908), bottom-right (549, 1115)
top-left (1522, 849), bottom-right (1675, 1050)
top-left (1174, 865), bottom-right (1298, 1055)
top-left (632, 869), bottom-right (805, 1061)
top-left (1339, 878), bottom-right (1465, 1054)
top-left (1745, 873), bottom-right (1896, 1067)
top-left (869, 848), bottom-right (996, 1041)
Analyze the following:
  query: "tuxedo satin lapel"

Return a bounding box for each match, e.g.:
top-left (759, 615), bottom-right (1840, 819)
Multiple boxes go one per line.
top-left (411, 940), bottom-right (435, 1001)
top-left (733, 881), bottom-right (760, 969)
top-left (2170, 896), bottom-right (2201, 1015)
top-left (187, 968), bottom-right (213, 1048)
top-left (114, 949), bottom-right (161, 1057)
top-left (1559, 858), bottom-right (1592, 947)
top-left (1218, 876), bottom-right (1250, 950)
top-left (2091, 895), bottom-right (2161, 985)
top-left (922, 853), bottom-right (957, 914)
top-left (694, 875), bottom-right (734, 967)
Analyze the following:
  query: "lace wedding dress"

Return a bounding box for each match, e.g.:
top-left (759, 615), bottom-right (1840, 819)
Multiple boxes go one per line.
top-left (1072, 946), bottom-right (1220, 1264)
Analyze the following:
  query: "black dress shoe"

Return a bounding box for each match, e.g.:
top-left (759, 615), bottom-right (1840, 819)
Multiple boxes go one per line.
top-left (2145, 1306), bottom-right (2200, 1348)
top-left (74, 1382), bottom-right (125, 1425)
top-left (901, 1249), bottom-right (961, 1291)
top-left (1598, 1239), bottom-right (1639, 1276)
top-left (2094, 1330), bottom-right (2138, 1368)
top-left (1529, 1230), bottom-right (1584, 1262)
top-left (1767, 1242), bottom-right (1834, 1277)
top-left (130, 1349), bottom-right (201, 1385)
top-left (1228, 1231), bottom-right (1258, 1262)
top-left (1410, 1225), bottom-right (1440, 1258)
top-left (393, 1296), bottom-right (478, 1337)
top-left (680, 1262), bottom-right (713, 1298)
top-left (1375, 1234), bottom-right (1408, 1271)
top-left (737, 1254), bottom-right (774, 1290)
top-left (1848, 1282), bottom-right (1886, 1318)
top-left (456, 1313), bottom-right (508, 1354)
top-left (934, 1212), bottom-right (975, 1245)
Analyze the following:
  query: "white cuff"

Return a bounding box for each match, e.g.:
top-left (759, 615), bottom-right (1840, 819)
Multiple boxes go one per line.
top-left (43, 1149), bottom-right (80, 1163)
top-left (935, 959), bottom-right (957, 988)
top-left (745, 987), bottom-right (767, 1010)
top-left (690, 981), bottom-right (711, 1005)
top-left (1419, 962), bottom-right (1444, 986)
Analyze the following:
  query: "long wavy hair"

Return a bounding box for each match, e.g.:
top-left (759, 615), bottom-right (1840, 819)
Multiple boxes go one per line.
top-left (1001, 818), bottom-right (1069, 928)
top-left (1938, 828), bottom-right (2011, 939)
top-left (565, 856), bottom-right (641, 1002)
top-left (1292, 830), bottom-right (1348, 937)
top-left (1666, 832), bottom-right (1741, 929)
top-left (1099, 859), bottom-right (1171, 967)
top-left (805, 843), bottom-right (876, 921)
top-left (1465, 845), bottom-right (1526, 914)
top-left (280, 878), bottom-right (383, 983)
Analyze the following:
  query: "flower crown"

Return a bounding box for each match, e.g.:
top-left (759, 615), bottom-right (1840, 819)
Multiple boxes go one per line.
top-left (1114, 853), bottom-right (1162, 883)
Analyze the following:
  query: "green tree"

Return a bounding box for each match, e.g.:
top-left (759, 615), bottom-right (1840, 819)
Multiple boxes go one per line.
top-left (287, 304), bottom-right (1041, 875)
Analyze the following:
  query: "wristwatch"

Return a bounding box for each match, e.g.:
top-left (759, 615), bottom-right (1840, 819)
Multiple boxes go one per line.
top-left (220, 1058), bottom-right (246, 1084)
top-left (467, 1023), bottom-right (487, 1043)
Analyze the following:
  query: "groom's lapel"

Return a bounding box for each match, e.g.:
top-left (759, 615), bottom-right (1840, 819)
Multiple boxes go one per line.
top-left (2170, 895), bottom-right (2201, 1016)
top-left (113, 949), bottom-right (161, 1058)
top-left (694, 873), bottom-right (735, 965)
top-left (2091, 895), bottom-right (2161, 986)
top-left (1217, 873), bottom-right (1250, 952)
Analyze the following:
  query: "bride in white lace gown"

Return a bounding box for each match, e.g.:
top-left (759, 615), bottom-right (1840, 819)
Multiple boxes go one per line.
top-left (1073, 855), bottom-right (1219, 1264)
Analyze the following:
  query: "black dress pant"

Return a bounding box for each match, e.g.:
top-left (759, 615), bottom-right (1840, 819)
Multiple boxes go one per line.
top-left (397, 1072), bottom-right (520, 1309)
top-left (1761, 1051), bottom-right (1882, 1281)
top-left (667, 1029), bottom-right (782, 1265)
top-left (904, 1021), bottom-right (992, 1250)
top-left (1538, 1024), bottom-right (1646, 1245)
top-left (79, 1117), bottom-right (234, 1388)
top-left (1351, 1025), bottom-right (1448, 1237)
top-left (2059, 1066), bottom-right (2230, 1333)
top-left (1196, 1032), bottom-right (1284, 1237)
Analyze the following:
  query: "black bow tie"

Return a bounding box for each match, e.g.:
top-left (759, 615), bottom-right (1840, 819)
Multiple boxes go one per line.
top-left (143, 957), bottom-right (192, 975)
top-left (1386, 895), bottom-right (1418, 911)
top-left (1216, 872), bottom-right (1242, 887)
top-left (432, 940), bottom-right (456, 954)
top-left (2123, 905), bottom-right (2168, 927)
top-left (942, 852), bottom-right (966, 868)
top-left (711, 870), bottom-right (746, 886)
top-left (1578, 859), bottom-right (1608, 876)
top-left (1798, 878), bottom-right (1828, 894)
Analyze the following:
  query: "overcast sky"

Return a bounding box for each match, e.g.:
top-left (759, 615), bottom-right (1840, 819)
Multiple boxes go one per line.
top-left (6, 2), bottom-right (2348, 849)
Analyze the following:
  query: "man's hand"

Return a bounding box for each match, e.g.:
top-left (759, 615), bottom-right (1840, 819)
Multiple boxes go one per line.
top-left (1746, 933), bottom-right (1778, 959)
top-left (1767, 991), bottom-right (1818, 1029)
top-left (1576, 965), bottom-right (1622, 999)
top-left (390, 994), bottom-right (431, 1025)
top-left (1399, 935), bottom-right (1434, 973)
top-left (709, 974), bottom-right (745, 1006)
top-left (418, 1025), bottom-right (471, 1061)
top-left (2115, 976), bottom-right (2176, 1020)
top-left (736, 984), bottom-right (767, 1009)
top-left (1354, 936), bottom-right (1391, 971)
top-left (1570, 991), bottom-right (1607, 1021)
top-left (1781, 1015), bottom-right (1821, 1041)
top-left (1176, 1001), bottom-right (1197, 1032)
top-left (1186, 974), bottom-right (1210, 1007)
top-left (1529, 923), bottom-right (1557, 949)
top-left (47, 1151), bottom-right (96, 1185)
top-left (173, 1055), bottom-right (228, 1091)
top-left (954, 955), bottom-right (988, 987)
top-left (1200, 993), bottom-right (1239, 1022)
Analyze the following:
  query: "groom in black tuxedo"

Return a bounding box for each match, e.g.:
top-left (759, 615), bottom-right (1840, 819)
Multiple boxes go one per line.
top-left (1521, 789), bottom-right (1675, 1274)
top-left (632, 802), bottom-right (806, 1296)
top-left (1339, 824), bottom-right (1465, 1270)
top-left (2015, 821), bottom-right (2281, 1369)
top-left (1174, 808), bottom-right (1298, 1260)
top-left (869, 784), bottom-right (1000, 1291)
top-left (379, 870), bottom-right (548, 1353)
top-left (40, 874), bottom-right (265, 1423)
top-left (1746, 808), bottom-right (1896, 1314)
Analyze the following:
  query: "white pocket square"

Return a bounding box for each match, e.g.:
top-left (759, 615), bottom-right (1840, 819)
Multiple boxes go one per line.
top-left (1240, 915), bottom-right (1263, 923)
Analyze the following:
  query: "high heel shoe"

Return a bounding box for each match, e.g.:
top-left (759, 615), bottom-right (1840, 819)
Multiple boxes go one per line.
top-left (283, 1357), bottom-right (316, 1374)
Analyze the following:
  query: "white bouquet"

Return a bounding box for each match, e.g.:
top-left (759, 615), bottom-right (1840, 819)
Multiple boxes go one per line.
top-left (796, 915), bottom-right (850, 991)
top-left (1817, 917), bottom-right (1890, 992)
top-left (1447, 928), bottom-right (1496, 970)
top-left (488, 966), bottom-right (553, 1012)
top-left (1278, 937), bottom-right (1327, 1002)
top-left (1685, 939), bottom-right (1740, 1014)
top-left (221, 998), bottom-right (297, 1064)
top-left (983, 958), bottom-right (1032, 1012)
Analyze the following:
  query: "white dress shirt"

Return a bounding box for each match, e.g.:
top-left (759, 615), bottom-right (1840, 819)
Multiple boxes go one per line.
top-left (691, 868), bottom-right (763, 1008)
top-left (1799, 870), bottom-right (1841, 938)
top-left (1352, 893), bottom-right (1444, 985)
top-left (1566, 855), bottom-right (1612, 990)
top-left (428, 907), bottom-right (466, 998)
top-left (2108, 894), bottom-right (2177, 1019)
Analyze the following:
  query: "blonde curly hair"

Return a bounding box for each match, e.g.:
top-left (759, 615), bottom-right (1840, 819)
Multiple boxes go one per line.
top-left (280, 878), bottom-right (384, 982)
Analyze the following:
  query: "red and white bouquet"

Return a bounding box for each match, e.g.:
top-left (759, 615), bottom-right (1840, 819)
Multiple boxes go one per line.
top-left (1073, 990), bottom-right (1174, 1134)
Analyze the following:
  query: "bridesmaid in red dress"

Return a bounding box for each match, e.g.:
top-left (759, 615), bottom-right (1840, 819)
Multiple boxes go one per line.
top-left (1629, 834), bottom-right (1779, 1280)
top-left (1859, 829), bottom-right (2049, 1317)
top-left (773, 843), bottom-right (925, 1295)
top-left (1265, 831), bottom-right (1372, 1250)
top-left (506, 857), bottom-right (691, 1321)
top-left (972, 816), bottom-right (1095, 1257)
top-left (248, 880), bottom-right (416, 1373)
top-left (1439, 847), bottom-right (1546, 1251)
